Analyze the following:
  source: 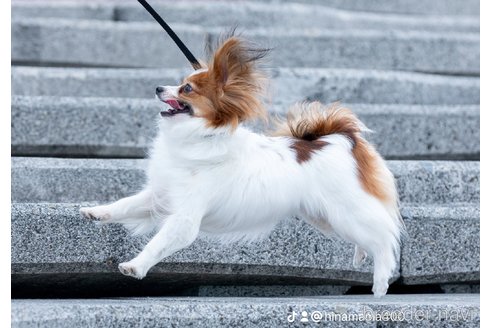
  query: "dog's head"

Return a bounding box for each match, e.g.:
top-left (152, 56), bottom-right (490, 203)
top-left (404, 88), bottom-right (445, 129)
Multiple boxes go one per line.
top-left (156, 35), bottom-right (269, 130)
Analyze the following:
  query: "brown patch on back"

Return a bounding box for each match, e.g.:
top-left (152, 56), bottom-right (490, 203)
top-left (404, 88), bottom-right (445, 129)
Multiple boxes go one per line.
top-left (290, 139), bottom-right (328, 163)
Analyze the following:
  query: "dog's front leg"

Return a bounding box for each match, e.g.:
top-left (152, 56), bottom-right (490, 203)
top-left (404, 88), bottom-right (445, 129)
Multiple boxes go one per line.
top-left (80, 189), bottom-right (152, 222)
top-left (118, 211), bottom-right (202, 279)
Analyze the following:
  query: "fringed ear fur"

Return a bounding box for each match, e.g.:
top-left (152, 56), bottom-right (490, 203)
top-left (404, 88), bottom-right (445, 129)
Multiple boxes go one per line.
top-left (202, 34), bottom-right (270, 129)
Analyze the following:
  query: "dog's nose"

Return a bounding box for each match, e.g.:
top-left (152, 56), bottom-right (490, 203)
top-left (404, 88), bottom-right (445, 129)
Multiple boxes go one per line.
top-left (156, 86), bottom-right (165, 94)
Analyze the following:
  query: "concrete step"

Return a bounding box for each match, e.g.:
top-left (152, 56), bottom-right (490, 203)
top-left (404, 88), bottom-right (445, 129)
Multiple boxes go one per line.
top-left (11, 157), bottom-right (479, 205)
top-left (11, 66), bottom-right (480, 105)
top-left (11, 18), bottom-right (479, 74)
top-left (11, 96), bottom-right (480, 160)
top-left (117, 3), bottom-right (479, 32)
top-left (12, 2), bottom-right (115, 21)
top-left (400, 205), bottom-right (479, 285)
top-left (264, 0), bottom-right (480, 16)
top-left (11, 2), bottom-right (479, 32)
top-left (11, 295), bottom-right (480, 327)
top-left (11, 202), bottom-right (478, 289)
top-left (10, 0), bottom-right (480, 17)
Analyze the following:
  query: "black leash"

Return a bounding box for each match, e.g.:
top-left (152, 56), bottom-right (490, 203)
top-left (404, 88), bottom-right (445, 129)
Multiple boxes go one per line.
top-left (137, 0), bottom-right (202, 70)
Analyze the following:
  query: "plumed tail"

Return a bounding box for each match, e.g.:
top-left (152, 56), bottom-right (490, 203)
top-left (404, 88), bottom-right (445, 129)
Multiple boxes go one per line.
top-left (272, 101), bottom-right (370, 140)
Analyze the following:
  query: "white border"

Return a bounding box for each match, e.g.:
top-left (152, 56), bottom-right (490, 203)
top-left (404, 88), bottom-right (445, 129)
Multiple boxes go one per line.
top-left (480, 0), bottom-right (487, 321)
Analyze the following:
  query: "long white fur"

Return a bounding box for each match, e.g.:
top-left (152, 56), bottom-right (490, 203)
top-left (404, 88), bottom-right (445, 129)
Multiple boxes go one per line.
top-left (80, 91), bottom-right (402, 298)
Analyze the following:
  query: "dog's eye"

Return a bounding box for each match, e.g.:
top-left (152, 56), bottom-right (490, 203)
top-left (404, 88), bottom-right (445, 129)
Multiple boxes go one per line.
top-left (183, 84), bottom-right (193, 94)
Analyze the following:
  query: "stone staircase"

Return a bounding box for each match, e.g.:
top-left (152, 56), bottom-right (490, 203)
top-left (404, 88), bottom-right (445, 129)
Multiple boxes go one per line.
top-left (11, 0), bottom-right (480, 326)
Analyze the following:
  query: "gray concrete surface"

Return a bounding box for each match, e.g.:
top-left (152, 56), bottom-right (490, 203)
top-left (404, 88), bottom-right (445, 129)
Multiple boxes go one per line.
top-left (11, 294), bottom-right (480, 327)
top-left (11, 157), bottom-right (146, 203)
top-left (11, 18), bottom-right (479, 74)
top-left (12, 2), bottom-right (114, 21)
top-left (11, 96), bottom-right (480, 159)
top-left (440, 284), bottom-right (480, 294)
top-left (11, 2), bottom-right (479, 32)
top-left (11, 202), bottom-right (479, 286)
top-left (12, 66), bottom-right (480, 105)
top-left (10, 0), bottom-right (481, 16)
top-left (196, 285), bottom-right (351, 297)
top-left (11, 19), bottom-right (207, 69)
top-left (11, 202), bottom-right (380, 285)
top-left (11, 157), bottom-right (480, 204)
top-left (116, 2), bottom-right (480, 32)
top-left (400, 205), bottom-right (480, 284)
top-left (264, 0), bottom-right (480, 16)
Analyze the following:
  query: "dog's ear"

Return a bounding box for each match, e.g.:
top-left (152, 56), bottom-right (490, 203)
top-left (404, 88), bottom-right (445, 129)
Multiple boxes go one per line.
top-left (211, 37), bottom-right (269, 90)
top-left (205, 36), bottom-right (269, 129)
top-left (211, 37), bottom-right (240, 88)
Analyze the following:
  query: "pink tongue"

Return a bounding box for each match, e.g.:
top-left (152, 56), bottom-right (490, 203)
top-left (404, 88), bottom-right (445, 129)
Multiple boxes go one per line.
top-left (164, 99), bottom-right (184, 110)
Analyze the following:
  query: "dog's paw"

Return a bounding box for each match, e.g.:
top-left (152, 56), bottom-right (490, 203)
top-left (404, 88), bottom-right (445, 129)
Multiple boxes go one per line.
top-left (80, 206), bottom-right (111, 221)
top-left (372, 281), bottom-right (389, 298)
top-left (118, 262), bottom-right (147, 280)
top-left (352, 246), bottom-right (367, 268)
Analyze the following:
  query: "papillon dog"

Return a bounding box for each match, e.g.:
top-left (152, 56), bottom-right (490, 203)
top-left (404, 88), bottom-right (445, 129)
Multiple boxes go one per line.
top-left (80, 34), bottom-right (404, 297)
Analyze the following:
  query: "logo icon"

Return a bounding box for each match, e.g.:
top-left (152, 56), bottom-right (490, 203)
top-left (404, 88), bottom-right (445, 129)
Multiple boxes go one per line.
top-left (287, 311), bottom-right (298, 323)
top-left (300, 311), bottom-right (309, 322)
top-left (311, 311), bottom-right (323, 322)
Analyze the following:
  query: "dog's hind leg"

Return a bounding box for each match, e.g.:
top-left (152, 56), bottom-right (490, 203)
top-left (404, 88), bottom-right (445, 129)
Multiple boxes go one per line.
top-left (301, 215), bottom-right (367, 268)
top-left (302, 197), bottom-right (400, 298)
top-left (353, 245), bottom-right (368, 268)
top-left (300, 215), bottom-right (335, 237)
top-left (370, 245), bottom-right (397, 298)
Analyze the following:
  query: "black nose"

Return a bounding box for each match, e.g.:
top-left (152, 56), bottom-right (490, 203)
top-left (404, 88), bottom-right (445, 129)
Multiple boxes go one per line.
top-left (156, 86), bottom-right (165, 94)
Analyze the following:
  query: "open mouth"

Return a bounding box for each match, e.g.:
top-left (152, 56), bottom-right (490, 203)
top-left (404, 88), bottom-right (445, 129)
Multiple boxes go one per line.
top-left (160, 98), bottom-right (193, 117)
